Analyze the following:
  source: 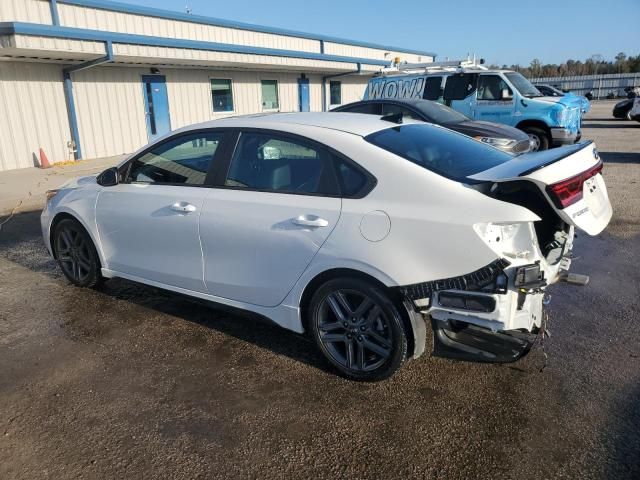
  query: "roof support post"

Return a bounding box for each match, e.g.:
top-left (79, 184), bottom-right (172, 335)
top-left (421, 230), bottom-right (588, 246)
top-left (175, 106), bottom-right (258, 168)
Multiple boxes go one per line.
top-left (49, 0), bottom-right (60, 26)
top-left (322, 62), bottom-right (362, 112)
top-left (62, 41), bottom-right (113, 160)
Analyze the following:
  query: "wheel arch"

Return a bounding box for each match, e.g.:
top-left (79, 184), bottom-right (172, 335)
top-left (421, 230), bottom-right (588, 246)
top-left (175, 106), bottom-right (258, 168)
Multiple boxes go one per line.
top-left (49, 211), bottom-right (103, 268)
top-left (516, 119), bottom-right (551, 139)
top-left (299, 267), bottom-right (427, 359)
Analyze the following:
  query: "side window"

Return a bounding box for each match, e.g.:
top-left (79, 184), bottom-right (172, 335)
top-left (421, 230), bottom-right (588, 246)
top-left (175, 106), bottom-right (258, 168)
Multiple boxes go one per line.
top-left (225, 132), bottom-right (338, 195)
top-left (127, 132), bottom-right (222, 185)
top-left (423, 76), bottom-right (443, 101)
top-left (443, 74), bottom-right (478, 101)
top-left (335, 158), bottom-right (370, 197)
top-left (211, 79), bottom-right (234, 112)
top-left (261, 80), bottom-right (280, 111)
top-left (330, 81), bottom-right (342, 106)
top-left (339, 103), bottom-right (382, 115)
top-left (382, 104), bottom-right (422, 120)
top-left (478, 75), bottom-right (513, 101)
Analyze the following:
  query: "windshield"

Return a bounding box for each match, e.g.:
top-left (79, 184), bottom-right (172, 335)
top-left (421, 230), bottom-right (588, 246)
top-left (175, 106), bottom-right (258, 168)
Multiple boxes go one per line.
top-left (365, 124), bottom-right (512, 181)
top-left (416, 101), bottom-right (469, 124)
top-left (505, 72), bottom-right (542, 98)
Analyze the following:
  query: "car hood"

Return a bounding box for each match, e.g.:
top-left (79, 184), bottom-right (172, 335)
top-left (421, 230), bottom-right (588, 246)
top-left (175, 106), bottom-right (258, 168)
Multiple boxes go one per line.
top-left (446, 120), bottom-right (529, 141)
top-left (60, 175), bottom-right (98, 190)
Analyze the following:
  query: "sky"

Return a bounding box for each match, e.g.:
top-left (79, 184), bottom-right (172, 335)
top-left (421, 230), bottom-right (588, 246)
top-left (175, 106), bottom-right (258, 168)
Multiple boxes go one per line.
top-left (121, 0), bottom-right (639, 66)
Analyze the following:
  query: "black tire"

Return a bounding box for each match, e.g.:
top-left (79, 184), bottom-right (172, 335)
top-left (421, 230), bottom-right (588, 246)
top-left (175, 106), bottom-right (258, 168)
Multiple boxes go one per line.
top-left (53, 218), bottom-right (103, 288)
top-left (522, 126), bottom-right (550, 151)
top-left (308, 277), bottom-right (408, 381)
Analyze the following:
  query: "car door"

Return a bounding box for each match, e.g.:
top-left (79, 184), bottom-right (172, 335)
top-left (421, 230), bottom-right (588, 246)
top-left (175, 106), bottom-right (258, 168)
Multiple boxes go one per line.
top-left (95, 130), bottom-right (228, 292)
top-left (475, 74), bottom-right (516, 125)
top-left (444, 73), bottom-right (478, 117)
top-left (199, 130), bottom-right (342, 307)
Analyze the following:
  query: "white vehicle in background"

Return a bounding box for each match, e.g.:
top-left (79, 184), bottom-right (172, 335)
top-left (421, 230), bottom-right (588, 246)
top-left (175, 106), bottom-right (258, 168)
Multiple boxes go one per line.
top-left (41, 113), bottom-right (612, 381)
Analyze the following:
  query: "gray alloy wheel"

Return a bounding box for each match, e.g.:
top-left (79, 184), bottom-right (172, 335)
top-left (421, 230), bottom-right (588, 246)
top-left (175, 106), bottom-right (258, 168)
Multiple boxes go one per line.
top-left (53, 218), bottom-right (102, 288)
top-left (309, 278), bottom-right (407, 381)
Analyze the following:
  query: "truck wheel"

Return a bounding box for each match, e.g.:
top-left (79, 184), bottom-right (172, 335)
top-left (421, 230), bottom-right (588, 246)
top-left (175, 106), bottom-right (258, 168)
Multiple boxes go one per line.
top-left (308, 278), bottom-right (408, 381)
top-left (522, 127), bottom-right (549, 151)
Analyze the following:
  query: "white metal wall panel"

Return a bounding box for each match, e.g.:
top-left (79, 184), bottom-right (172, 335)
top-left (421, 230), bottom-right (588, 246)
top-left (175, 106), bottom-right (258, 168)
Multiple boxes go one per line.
top-left (0, 0), bottom-right (52, 23)
top-left (323, 42), bottom-right (432, 64)
top-left (0, 61), bottom-right (70, 171)
top-left (13, 34), bottom-right (106, 56)
top-left (165, 69), bottom-right (310, 129)
top-left (58, 3), bottom-right (321, 54)
top-left (111, 43), bottom-right (368, 72)
top-left (71, 66), bottom-right (148, 160)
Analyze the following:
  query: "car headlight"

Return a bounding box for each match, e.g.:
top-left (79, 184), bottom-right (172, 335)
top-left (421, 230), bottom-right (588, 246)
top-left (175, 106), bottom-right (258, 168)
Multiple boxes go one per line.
top-left (474, 136), bottom-right (516, 149)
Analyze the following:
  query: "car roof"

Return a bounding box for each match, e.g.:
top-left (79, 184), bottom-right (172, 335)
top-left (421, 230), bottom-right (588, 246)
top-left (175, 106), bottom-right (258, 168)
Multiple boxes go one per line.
top-left (176, 112), bottom-right (418, 137)
top-left (335, 98), bottom-right (427, 109)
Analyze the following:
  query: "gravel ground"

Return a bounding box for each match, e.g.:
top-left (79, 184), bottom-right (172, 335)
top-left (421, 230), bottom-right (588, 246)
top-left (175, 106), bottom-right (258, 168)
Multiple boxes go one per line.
top-left (0, 100), bottom-right (638, 479)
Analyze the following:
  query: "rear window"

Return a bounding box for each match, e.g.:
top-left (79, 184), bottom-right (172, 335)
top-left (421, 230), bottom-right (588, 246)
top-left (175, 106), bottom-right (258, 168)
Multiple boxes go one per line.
top-left (365, 124), bottom-right (512, 181)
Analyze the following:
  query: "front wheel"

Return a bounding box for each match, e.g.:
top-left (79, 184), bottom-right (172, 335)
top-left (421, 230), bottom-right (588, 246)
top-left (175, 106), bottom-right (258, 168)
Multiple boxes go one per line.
top-left (522, 126), bottom-right (550, 151)
top-left (53, 218), bottom-right (103, 288)
top-left (308, 278), bottom-right (408, 381)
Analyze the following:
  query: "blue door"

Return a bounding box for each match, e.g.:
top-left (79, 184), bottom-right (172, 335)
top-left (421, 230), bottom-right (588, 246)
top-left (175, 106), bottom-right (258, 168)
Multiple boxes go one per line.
top-left (142, 75), bottom-right (171, 141)
top-left (298, 77), bottom-right (310, 112)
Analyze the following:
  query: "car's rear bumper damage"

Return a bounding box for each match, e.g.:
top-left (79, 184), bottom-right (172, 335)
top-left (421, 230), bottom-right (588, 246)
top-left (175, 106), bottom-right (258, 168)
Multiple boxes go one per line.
top-left (396, 258), bottom-right (557, 363)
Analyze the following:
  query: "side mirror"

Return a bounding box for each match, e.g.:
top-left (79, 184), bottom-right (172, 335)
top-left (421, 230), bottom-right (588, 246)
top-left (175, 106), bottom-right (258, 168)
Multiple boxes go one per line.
top-left (97, 167), bottom-right (119, 187)
top-left (501, 88), bottom-right (513, 100)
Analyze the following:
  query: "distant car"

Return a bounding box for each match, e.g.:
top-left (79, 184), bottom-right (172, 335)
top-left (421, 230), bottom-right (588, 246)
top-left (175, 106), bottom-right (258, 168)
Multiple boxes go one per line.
top-left (332, 99), bottom-right (532, 154)
top-left (613, 99), bottom-right (634, 120)
top-left (41, 113), bottom-right (612, 380)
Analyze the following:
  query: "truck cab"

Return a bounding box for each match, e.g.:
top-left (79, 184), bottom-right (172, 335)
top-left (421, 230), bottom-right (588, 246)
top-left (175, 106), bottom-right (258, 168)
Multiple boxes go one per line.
top-left (364, 60), bottom-right (583, 151)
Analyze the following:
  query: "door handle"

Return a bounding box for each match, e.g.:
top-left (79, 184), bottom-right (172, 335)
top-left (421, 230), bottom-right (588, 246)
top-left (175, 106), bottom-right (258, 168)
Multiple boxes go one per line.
top-left (170, 202), bottom-right (197, 213)
top-left (291, 215), bottom-right (329, 228)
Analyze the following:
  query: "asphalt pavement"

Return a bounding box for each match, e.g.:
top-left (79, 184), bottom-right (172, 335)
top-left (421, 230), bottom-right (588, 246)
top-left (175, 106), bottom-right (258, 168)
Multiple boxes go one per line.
top-left (0, 101), bottom-right (638, 479)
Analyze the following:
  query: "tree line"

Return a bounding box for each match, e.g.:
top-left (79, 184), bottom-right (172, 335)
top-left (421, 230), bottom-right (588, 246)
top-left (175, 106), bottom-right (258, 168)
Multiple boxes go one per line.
top-left (487, 52), bottom-right (640, 78)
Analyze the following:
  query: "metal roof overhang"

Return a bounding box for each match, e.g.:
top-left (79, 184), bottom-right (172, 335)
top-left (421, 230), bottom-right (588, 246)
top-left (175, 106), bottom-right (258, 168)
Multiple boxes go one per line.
top-left (57, 0), bottom-right (437, 58)
top-left (0, 22), bottom-right (387, 73)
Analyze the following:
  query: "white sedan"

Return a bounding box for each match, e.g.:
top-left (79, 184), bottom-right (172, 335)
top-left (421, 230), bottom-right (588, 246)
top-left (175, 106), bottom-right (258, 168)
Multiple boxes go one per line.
top-left (42, 113), bottom-right (612, 380)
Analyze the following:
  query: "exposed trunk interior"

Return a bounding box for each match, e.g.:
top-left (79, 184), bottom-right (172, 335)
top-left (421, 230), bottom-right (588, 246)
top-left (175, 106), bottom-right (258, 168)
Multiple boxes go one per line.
top-left (479, 181), bottom-right (571, 264)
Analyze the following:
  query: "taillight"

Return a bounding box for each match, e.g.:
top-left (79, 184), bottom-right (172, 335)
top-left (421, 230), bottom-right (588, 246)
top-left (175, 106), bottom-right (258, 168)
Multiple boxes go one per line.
top-left (546, 160), bottom-right (603, 209)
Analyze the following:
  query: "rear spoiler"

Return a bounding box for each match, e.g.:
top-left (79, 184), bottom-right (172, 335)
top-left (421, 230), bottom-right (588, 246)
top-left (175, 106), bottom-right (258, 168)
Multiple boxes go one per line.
top-left (468, 141), bottom-right (595, 182)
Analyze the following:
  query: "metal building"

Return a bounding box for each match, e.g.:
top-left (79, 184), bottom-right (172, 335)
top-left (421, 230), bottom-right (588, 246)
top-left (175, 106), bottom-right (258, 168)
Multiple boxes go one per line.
top-left (0, 0), bottom-right (435, 172)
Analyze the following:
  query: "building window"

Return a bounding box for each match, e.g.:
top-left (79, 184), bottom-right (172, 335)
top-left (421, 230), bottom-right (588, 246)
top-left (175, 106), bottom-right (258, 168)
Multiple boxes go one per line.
top-left (261, 80), bottom-right (279, 110)
top-left (211, 79), bottom-right (234, 112)
top-left (330, 81), bottom-right (342, 105)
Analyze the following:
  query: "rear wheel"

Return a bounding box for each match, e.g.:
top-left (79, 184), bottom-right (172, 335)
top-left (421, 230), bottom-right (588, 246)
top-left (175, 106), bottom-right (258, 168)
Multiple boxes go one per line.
top-left (53, 218), bottom-right (102, 288)
top-left (308, 278), bottom-right (408, 381)
top-left (522, 126), bottom-right (550, 151)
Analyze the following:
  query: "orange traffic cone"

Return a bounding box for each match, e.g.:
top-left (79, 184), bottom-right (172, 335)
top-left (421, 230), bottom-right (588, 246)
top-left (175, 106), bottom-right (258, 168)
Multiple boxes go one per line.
top-left (39, 148), bottom-right (51, 169)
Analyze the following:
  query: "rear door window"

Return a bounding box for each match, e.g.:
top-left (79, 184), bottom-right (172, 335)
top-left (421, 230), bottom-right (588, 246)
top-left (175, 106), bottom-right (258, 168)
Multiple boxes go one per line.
top-left (224, 132), bottom-right (339, 195)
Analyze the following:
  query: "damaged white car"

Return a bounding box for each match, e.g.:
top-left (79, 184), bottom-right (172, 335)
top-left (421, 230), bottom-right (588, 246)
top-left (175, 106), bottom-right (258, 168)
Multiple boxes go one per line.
top-left (41, 113), bottom-right (612, 381)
